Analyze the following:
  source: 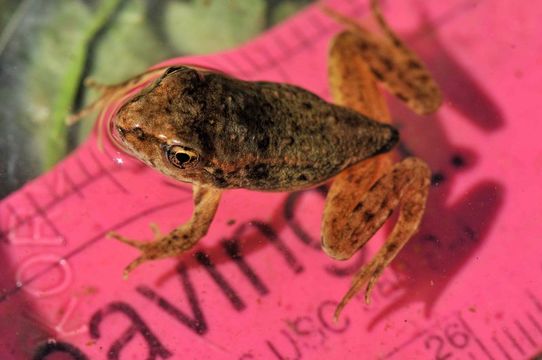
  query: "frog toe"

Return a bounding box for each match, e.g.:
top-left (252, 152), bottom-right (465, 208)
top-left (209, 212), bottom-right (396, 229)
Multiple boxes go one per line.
top-left (122, 255), bottom-right (148, 279)
top-left (334, 259), bottom-right (381, 321)
top-left (149, 223), bottom-right (163, 238)
top-left (108, 231), bottom-right (147, 249)
top-left (122, 241), bottom-right (172, 278)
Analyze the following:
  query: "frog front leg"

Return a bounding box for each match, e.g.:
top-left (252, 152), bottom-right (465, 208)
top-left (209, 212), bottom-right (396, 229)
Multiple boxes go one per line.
top-left (109, 184), bottom-right (223, 277)
top-left (322, 0), bottom-right (441, 320)
top-left (67, 67), bottom-right (168, 125)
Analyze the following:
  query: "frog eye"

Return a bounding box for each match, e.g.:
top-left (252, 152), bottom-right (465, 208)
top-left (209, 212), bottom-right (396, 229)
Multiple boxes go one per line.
top-left (166, 145), bottom-right (199, 169)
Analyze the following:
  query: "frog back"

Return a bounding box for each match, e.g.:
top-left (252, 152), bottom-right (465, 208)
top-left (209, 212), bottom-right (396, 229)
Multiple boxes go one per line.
top-left (154, 68), bottom-right (399, 191)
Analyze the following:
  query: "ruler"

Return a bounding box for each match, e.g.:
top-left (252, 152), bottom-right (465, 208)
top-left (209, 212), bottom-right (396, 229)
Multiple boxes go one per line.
top-left (1, 0), bottom-right (541, 359)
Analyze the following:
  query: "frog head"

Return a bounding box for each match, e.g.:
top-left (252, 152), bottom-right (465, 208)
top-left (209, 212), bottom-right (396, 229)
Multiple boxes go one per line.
top-left (112, 66), bottom-right (218, 186)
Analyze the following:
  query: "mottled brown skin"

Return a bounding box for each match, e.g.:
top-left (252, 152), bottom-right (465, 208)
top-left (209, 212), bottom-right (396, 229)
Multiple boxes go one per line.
top-left (113, 66), bottom-right (399, 191)
top-left (70, 0), bottom-right (442, 320)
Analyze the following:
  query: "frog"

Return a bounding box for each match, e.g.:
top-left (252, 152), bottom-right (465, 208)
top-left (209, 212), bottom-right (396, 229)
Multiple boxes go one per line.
top-left (71, 0), bottom-right (441, 320)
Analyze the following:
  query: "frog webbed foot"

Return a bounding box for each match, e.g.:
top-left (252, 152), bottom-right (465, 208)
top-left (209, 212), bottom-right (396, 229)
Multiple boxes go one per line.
top-left (108, 223), bottom-right (191, 278)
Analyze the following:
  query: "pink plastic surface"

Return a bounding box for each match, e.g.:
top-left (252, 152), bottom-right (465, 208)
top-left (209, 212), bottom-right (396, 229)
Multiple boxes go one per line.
top-left (1, 0), bottom-right (542, 358)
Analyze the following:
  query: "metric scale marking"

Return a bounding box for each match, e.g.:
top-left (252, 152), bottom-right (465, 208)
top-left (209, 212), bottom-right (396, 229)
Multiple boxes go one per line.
top-left (383, 289), bottom-right (542, 360)
top-left (2, 0), bottom-right (541, 359)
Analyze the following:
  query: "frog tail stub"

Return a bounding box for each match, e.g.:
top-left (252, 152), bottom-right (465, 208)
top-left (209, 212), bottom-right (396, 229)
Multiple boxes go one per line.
top-left (342, 110), bottom-right (400, 162)
top-left (373, 124), bottom-right (399, 156)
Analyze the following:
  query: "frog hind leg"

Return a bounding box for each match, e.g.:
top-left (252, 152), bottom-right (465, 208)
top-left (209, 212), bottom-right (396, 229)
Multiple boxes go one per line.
top-left (323, 2), bottom-right (437, 319)
top-left (323, 157), bottom-right (430, 321)
top-left (109, 185), bottom-right (223, 278)
top-left (322, 1), bottom-right (442, 115)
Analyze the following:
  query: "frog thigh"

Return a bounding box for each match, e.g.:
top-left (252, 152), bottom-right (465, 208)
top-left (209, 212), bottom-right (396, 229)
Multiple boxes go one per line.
top-left (322, 157), bottom-right (430, 320)
top-left (324, 2), bottom-right (442, 115)
top-left (329, 30), bottom-right (391, 121)
top-left (321, 155), bottom-right (392, 259)
top-left (111, 184), bottom-right (223, 277)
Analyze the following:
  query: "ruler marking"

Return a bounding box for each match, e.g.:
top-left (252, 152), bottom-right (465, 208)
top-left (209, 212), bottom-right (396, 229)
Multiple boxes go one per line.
top-left (41, 176), bottom-right (60, 198)
top-left (75, 155), bottom-right (93, 179)
top-left (5, 202), bottom-right (23, 223)
top-left (515, 319), bottom-right (537, 348)
top-left (252, 9), bottom-right (336, 78)
top-left (62, 168), bottom-right (85, 199)
top-left (219, 52), bottom-right (248, 78)
top-left (253, 43), bottom-right (282, 75)
top-left (196, 55), bottom-right (221, 70)
top-left (253, 43), bottom-right (274, 62)
top-left (1, 203), bottom-right (21, 242)
top-left (41, 167), bottom-right (83, 200)
top-left (240, 3), bottom-right (373, 90)
top-left (74, 152), bottom-right (93, 179)
top-left (526, 312), bottom-right (542, 336)
top-left (0, 196), bottom-right (191, 304)
top-left (304, 10), bottom-right (331, 34)
top-left (492, 336), bottom-right (513, 360)
top-left (457, 312), bottom-right (495, 360)
top-left (3, 171), bottom-right (100, 238)
top-left (382, 328), bottom-right (428, 359)
top-left (270, 30), bottom-right (291, 54)
top-left (250, 37), bottom-right (292, 81)
top-left (88, 147), bottom-right (129, 194)
top-left (503, 327), bottom-right (525, 356)
top-left (2, 152), bottom-right (171, 246)
top-left (303, 12), bottom-right (330, 41)
top-left (280, 17), bottom-right (334, 70)
top-left (24, 192), bottom-right (64, 240)
top-left (237, 48), bottom-right (261, 73)
top-left (244, 0), bottom-right (476, 82)
top-left (288, 22), bottom-right (312, 49)
top-left (527, 290), bottom-right (542, 313)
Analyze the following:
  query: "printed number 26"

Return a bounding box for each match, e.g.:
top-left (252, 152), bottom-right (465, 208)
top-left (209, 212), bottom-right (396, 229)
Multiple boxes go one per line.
top-left (424, 323), bottom-right (470, 360)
